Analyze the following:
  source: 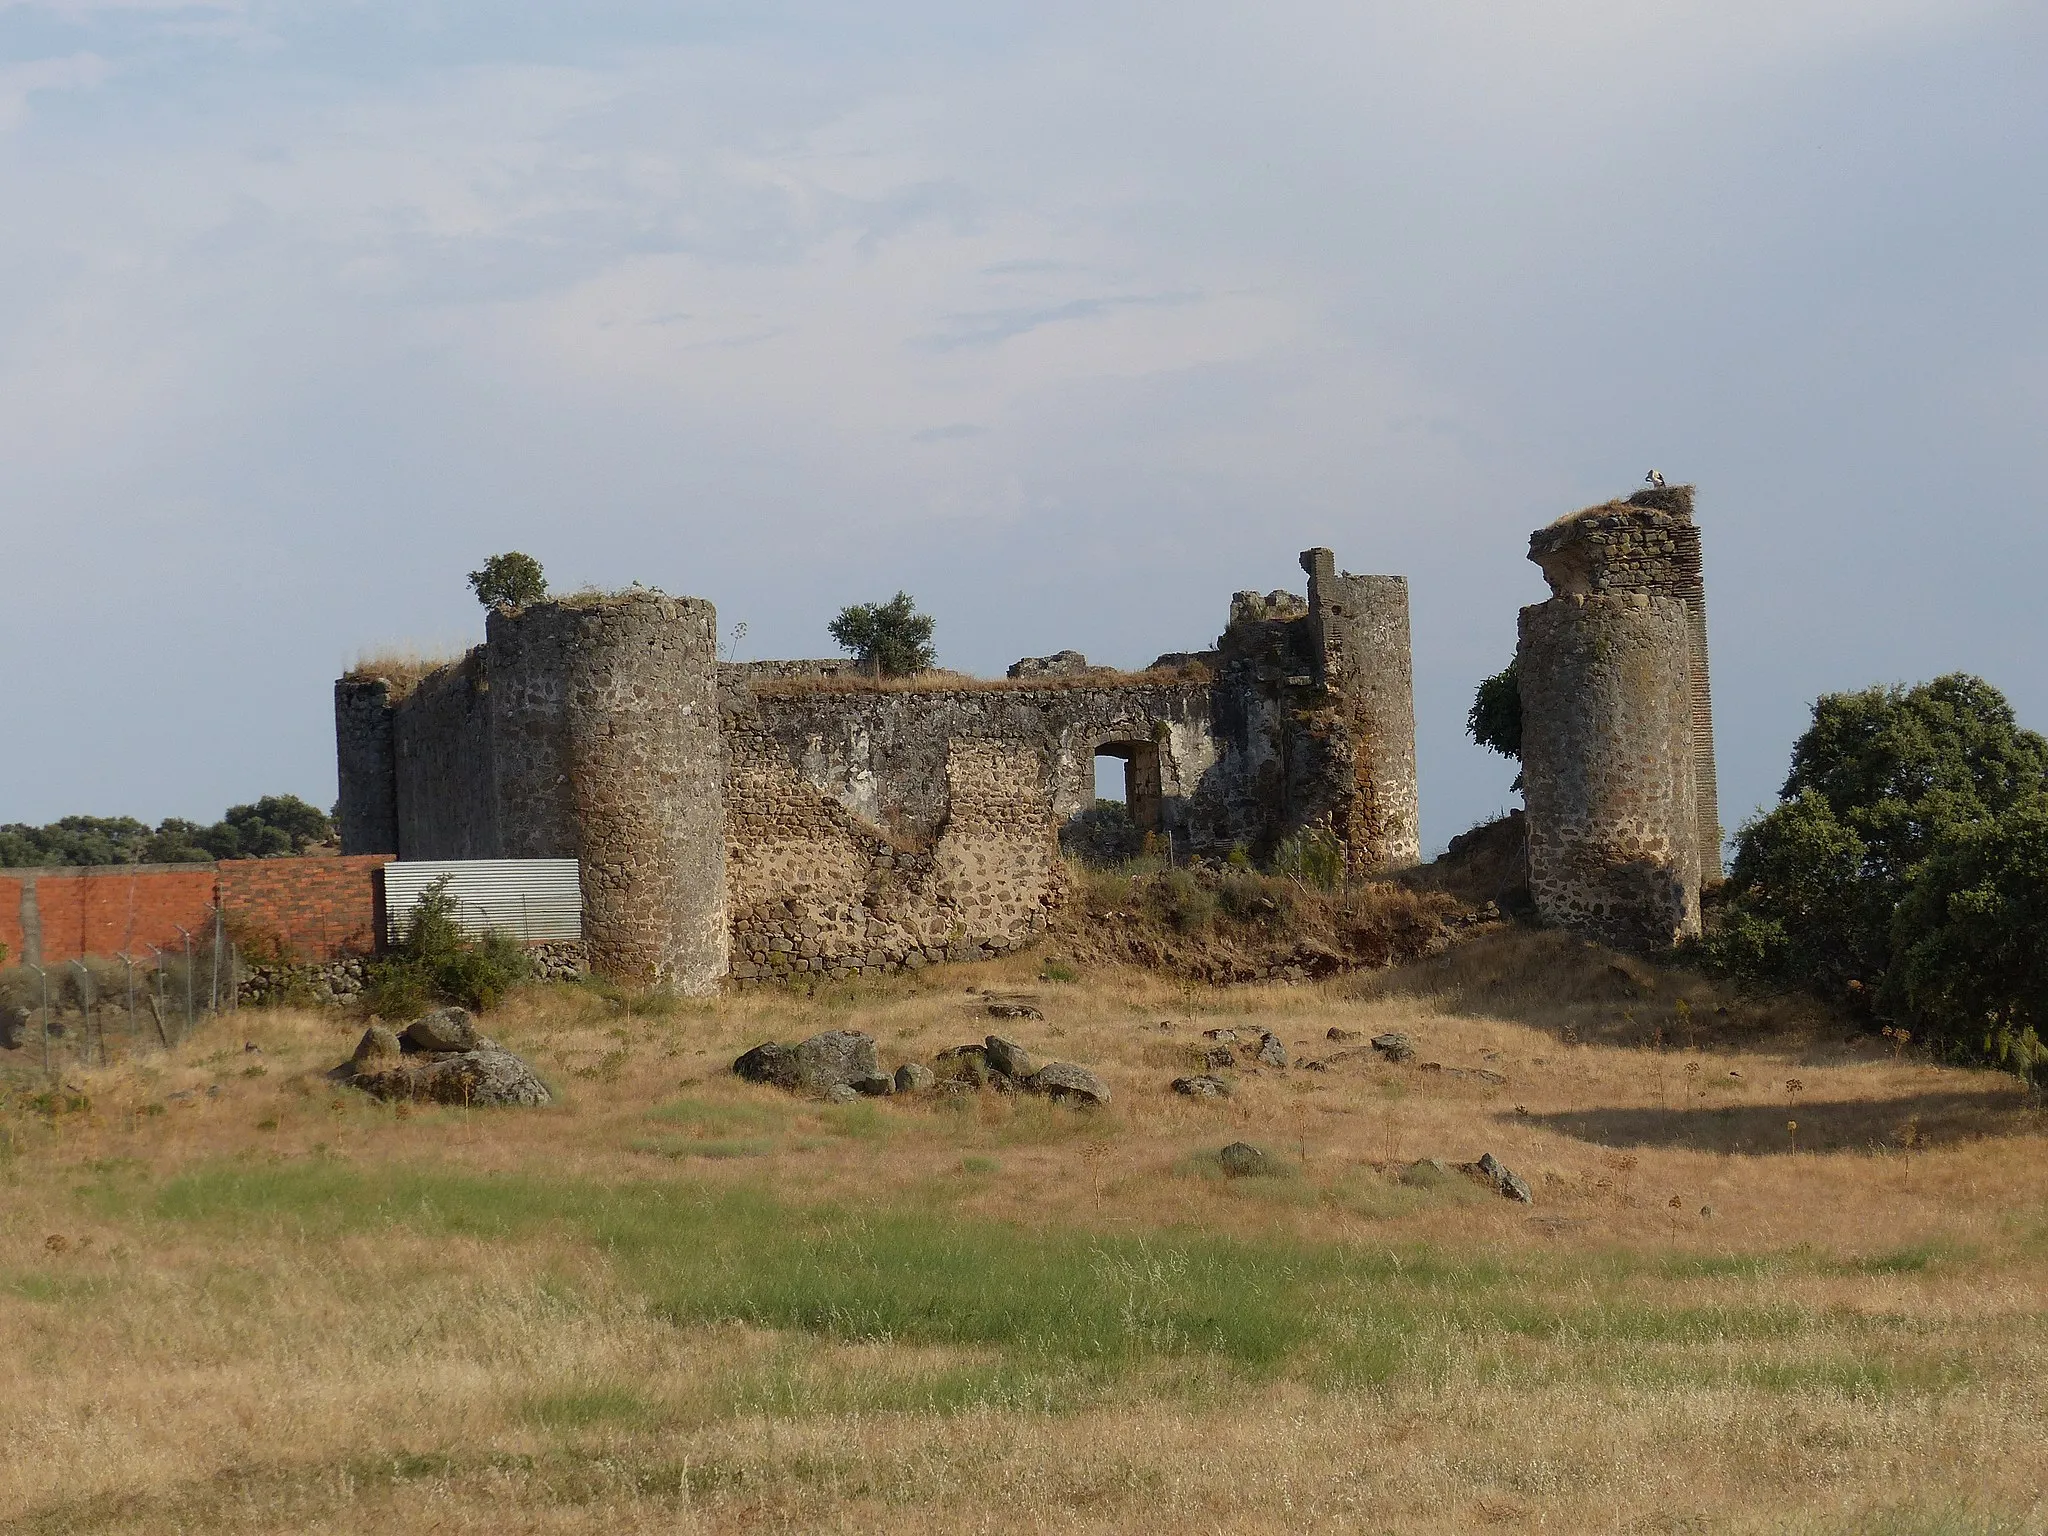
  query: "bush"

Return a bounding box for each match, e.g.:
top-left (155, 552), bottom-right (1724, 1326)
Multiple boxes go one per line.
top-left (1704, 674), bottom-right (2048, 1077)
top-left (364, 879), bottom-right (530, 1016)
top-left (1706, 675), bottom-right (2048, 997)
top-left (1272, 828), bottom-right (1344, 891)
top-left (1151, 868), bottom-right (1216, 934)
top-left (1890, 796), bottom-right (2048, 1082)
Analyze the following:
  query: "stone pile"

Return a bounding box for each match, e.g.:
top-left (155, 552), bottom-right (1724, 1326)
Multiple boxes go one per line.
top-left (733, 1029), bottom-right (1109, 1107)
top-left (339, 1006), bottom-right (552, 1107)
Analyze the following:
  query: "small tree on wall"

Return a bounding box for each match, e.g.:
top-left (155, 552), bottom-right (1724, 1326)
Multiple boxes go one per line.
top-left (828, 592), bottom-right (937, 677)
top-left (468, 552), bottom-right (548, 612)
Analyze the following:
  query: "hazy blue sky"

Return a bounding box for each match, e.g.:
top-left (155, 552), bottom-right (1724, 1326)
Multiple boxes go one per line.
top-left (3, 0), bottom-right (2043, 854)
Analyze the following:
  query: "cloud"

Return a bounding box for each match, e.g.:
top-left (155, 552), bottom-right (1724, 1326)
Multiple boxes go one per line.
top-left (0, 51), bottom-right (107, 128)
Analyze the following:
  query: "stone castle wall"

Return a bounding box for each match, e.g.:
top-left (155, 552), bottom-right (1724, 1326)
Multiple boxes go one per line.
top-left (1519, 592), bottom-right (1703, 950)
top-left (336, 545), bottom-right (1419, 986)
top-left (1528, 486), bottom-right (1720, 874)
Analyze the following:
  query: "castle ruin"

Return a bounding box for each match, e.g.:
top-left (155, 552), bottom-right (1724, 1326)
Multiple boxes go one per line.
top-left (336, 549), bottom-right (1418, 992)
top-left (337, 494), bottom-right (1721, 980)
top-left (1517, 484), bottom-right (1720, 949)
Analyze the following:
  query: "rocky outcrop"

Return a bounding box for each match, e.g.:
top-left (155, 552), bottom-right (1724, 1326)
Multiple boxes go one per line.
top-left (340, 1013), bottom-right (551, 1108)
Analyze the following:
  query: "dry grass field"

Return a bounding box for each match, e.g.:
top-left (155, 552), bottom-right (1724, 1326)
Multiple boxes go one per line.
top-left (3, 926), bottom-right (2046, 1534)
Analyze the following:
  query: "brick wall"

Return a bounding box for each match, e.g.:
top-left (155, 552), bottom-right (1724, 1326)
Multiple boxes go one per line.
top-left (1, 865), bottom-right (221, 966)
top-left (1, 858), bottom-right (391, 966)
top-left (216, 856), bottom-right (392, 960)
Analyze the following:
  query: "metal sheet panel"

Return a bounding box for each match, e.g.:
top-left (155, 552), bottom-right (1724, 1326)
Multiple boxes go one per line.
top-left (381, 859), bottom-right (582, 944)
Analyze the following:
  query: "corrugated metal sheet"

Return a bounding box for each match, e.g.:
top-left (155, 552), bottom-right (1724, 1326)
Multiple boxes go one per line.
top-left (381, 859), bottom-right (582, 944)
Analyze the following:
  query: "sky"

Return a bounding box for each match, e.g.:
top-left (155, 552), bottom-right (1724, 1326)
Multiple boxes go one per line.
top-left (2, 0), bottom-right (2044, 856)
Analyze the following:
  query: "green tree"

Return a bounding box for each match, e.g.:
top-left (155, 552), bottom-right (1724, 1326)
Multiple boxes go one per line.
top-left (828, 591), bottom-right (937, 677)
top-left (467, 551), bottom-right (548, 612)
top-left (1708, 674), bottom-right (2048, 999)
top-left (1467, 657), bottom-right (1522, 762)
top-left (1891, 796), bottom-right (2048, 1082)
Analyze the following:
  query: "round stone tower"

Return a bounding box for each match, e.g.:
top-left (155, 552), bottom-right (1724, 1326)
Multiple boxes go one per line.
top-left (1518, 592), bottom-right (1701, 949)
top-left (488, 592), bottom-right (727, 992)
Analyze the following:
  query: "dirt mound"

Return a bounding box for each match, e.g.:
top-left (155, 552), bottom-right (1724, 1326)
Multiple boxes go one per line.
top-left (1045, 864), bottom-right (1471, 983)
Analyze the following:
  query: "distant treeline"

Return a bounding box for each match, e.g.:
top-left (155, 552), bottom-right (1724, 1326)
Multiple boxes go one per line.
top-left (0, 795), bottom-right (334, 868)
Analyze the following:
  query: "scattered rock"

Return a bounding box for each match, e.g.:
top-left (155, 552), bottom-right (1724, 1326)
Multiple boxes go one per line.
top-left (1254, 1031), bottom-right (1288, 1068)
top-left (984, 1035), bottom-right (1037, 1080)
top-left (1461, 1152), bottom-right (1534, 1203)
top-left (986, 1002), bottom-right (1043, 1020)
top-left (350, 1040), bottom-right (552, 1108)
top-left (853, 1073), bottom-right (895, 1097)
top-left (1300, 1060), bottom-right (1328, 1072)
top-left (1371, 1032), bottom-right (1415, 1062)
top-left (933, 1043), bottom-right (996, 1087)
top-left (734, 1030), bottom-right (879, 1095)
top-left (1202, 1028), bottom-right (1240, 1043)
top-left (895, 1062), bottom-right (935, 1093)
top-left (351, 1024), bottom-right (401, 1066)
top-left (824, 1084), bottom-right (861, 1105)
top-left (1172, 1074), bottom-right (1232, 1099)
top-left (1474, 1069), bottom-right (1508, 1086)
top-left (1201, 1046), bottom-right (1236, 1070)
top-left (1327, 1027), bottom-right (1362, 1043)
top-left (1026, 1061), bottom-right (1111, 1107)
top-left (1218, 1141), bottom-right (1272, 1177)
top-left (403, 1007), bottom-right (477, 1054)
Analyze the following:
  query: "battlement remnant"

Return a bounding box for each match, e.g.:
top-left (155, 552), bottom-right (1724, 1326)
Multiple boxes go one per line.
top-left (336, 546), bottom-right (1419, 985)
top-left (1517, 485), bottom-right (1718, 950)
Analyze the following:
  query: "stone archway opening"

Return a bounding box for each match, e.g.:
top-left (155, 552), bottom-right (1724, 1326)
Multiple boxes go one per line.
top-left (1094, 739), bottom-right (1163, 834)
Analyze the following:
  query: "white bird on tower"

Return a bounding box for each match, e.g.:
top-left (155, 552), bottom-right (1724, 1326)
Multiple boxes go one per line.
top-left (1645, 469), bottom-right (1667, 489)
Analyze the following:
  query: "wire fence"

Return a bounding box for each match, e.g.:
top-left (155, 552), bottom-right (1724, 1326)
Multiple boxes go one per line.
top-left (0, 905), bottom-right (242, 1077)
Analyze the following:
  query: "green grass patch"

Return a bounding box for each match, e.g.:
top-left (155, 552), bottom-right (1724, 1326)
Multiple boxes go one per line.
top-left (632, 1136), bottom-right (776, 1161)
top-left (519, 1384), bottom-right (658, 1431)
top-left (121, 1162), bottom-right (1989, 1405)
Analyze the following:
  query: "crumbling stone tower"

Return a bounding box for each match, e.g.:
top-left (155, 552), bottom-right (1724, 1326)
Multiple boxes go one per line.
top-left (336, 592), bottom-right (728, 993)
top-left (1298, 549), bottom-right (1420, 870)
top-left (1517, 487), bottom-right (1718, 948)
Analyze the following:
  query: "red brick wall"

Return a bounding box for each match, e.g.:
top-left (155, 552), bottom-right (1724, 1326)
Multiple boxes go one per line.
top-left (216, 856), bottom-right (392, 961)
top-left (10, 866), bottom-right (222, 966)
top-left (0, 875), bottom-right (23, 965)
top-left (1, 857), bottom-right (393, 966)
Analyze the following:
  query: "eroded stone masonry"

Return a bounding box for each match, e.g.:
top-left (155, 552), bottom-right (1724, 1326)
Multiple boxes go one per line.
top-left (337, 550), bottom-right (1419, 990)
top-left (1518, 485), bottom-right (1720, 950)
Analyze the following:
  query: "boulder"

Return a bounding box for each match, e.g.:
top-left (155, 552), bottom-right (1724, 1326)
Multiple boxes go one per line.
top-left (984, 1035), bottom-right (1037, 1080)
top-left (1201, 1046), bottom-right (1236, 1070)
top-left (352, 1042), bottom-right (551, 1108)
top-left (404, 1007), bottom-right (478, 1054)
top-left (733, 1031), bottom-right (879, 1095)
top-left (1218, 1141), bottom-right (1271, 1177)
top-left (985, 1002), bottom-right (1043, 1020)
top-left (1371, 1032), bottom-right (1415, 1063)
top-left (1202, 1028), bottom-right (1240, 1043)
top-left (1327, 1027), bottom-right (1363, 1043)
top-left (853, 1073), bottom-right (895, 1097)
top-left (1026, 1061), bottom-right (1110, 1107)
top-left (1461, 1151), bottom-right (1534, 1204)
top-left (352, 1024), bottom-right (402, 1066)
top-left (934, 1043), bottom-right (995, 1087)
top-left (824, 1084), bottom-right (861, 1105)
top-left (894, 1062), bottom-right (936, 1093)
top-left (1171, 1074), bottom-right (1231, 1099)
top-left (1254, 1031), bottom-right (1288, 1068)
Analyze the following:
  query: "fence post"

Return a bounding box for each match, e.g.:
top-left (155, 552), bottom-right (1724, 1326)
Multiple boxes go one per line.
top-left (175, 925), bottom-right (194, 1041)
top-left (24, 964), bottom-right (49, 1080)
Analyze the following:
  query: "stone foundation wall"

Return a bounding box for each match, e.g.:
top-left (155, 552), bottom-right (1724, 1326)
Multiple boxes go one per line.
top-left (1518, 593), bottom-right (1702, 950)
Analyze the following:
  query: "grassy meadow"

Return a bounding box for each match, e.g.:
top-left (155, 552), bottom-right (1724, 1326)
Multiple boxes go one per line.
top-left (3, 927), bottom-right (2046, 1533)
